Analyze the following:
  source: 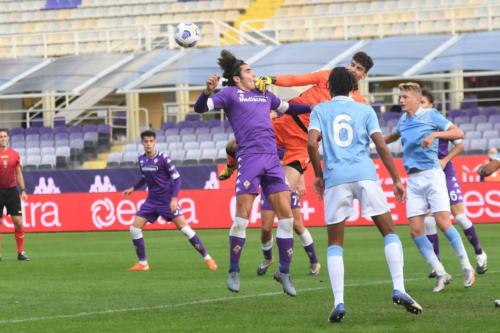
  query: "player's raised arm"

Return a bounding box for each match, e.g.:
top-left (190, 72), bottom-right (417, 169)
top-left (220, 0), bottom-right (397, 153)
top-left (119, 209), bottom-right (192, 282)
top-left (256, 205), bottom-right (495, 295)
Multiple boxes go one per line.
top-left (194, 74), bottom-right (221, 114)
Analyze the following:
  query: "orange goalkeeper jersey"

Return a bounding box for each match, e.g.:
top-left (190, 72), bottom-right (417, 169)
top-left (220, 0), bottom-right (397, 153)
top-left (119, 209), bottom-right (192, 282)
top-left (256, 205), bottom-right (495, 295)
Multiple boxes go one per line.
top-left (273, 69), bottom-right (367, 169)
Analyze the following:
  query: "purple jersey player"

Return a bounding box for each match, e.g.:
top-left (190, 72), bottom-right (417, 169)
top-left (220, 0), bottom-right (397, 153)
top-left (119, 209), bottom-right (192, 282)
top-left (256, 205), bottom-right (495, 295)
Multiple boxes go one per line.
top-left (123, 130), bottom-right (218, 272)
top-left (421, 89), bottom-right (487, 276)
top-left (194, 50), bottom-right (311, 296)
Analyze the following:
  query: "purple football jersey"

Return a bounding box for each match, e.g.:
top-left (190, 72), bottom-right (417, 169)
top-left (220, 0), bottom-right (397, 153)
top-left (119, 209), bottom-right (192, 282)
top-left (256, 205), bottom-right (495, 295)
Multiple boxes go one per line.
top-left (209, 86), bottom-right (286, 156)
top-left (137, 151), bottom-right (180, 203)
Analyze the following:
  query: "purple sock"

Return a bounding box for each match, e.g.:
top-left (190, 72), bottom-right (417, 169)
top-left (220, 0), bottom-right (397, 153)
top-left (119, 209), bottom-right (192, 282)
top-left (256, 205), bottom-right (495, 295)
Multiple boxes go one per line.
top-left (189, 234), bottom-right (208, 257)
top-left (426, 234), bottom-right (440, 260)
top-left (229, 236), bottom-right (245, 272)
top-left (463, 226), bottom-right (483, 255)
top-left (132, 238), bottom-right (146, 262)
top-left (276, 237), bottom-right (294, 274)
top-left (304, 243), bottom-right (318, 264)
top-left (263, 248), bottom-right (273, 260)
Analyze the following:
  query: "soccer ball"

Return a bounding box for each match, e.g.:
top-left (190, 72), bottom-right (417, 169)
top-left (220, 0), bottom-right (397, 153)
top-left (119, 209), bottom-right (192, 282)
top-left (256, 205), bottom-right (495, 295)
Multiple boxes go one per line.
top-left (174, 22), bottom-right (200, 48)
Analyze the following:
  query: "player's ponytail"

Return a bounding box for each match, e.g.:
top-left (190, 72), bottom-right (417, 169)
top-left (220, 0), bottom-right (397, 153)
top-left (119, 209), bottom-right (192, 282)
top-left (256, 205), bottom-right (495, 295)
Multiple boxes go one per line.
top-left (218, 49), bottom-right (246, 86)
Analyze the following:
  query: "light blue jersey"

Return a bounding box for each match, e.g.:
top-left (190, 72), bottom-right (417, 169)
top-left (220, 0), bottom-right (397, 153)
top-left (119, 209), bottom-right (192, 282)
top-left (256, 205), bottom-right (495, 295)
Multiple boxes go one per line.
top-left (309, 96), bottom-right (381, 188)
top-left (396, 108), bottom-right (451, 172)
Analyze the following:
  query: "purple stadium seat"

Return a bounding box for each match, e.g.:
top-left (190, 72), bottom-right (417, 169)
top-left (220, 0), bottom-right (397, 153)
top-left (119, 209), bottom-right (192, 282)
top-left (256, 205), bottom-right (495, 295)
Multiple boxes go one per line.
top-left (465, 107), bottom-right (481, 116)
top-left (184, 112), bottom-right (201, 121)
top-left (447, 109), bottom-right (465, 118)
top-left (54, 126), bottom-right (68, 134)
top-left (54, 117), bottom-right (66, 127)
top-left (68, 126), bottom-right (82, 133)
top-left (489, 114), bottom-right (500, 123)
top-left (468, 138), bottom-right (488, 153)
top-left (55, 132), bottom-right (69, 141)
top-left (488, 137), bottom-right (500, 149)
top-left (459, 123), bottom-right (475, 132)
top-left (177, 121), bottom-right (194, 129)
top-left (476, 123), bottom-right (492, 132)
top-left (483, 107), bottom-right (500, 117)
top-left (161, 122), bottom-right (176, 130)
top-left (195, 127), bottom-right (210, 135)
top-left (44, 0), bottom-right (81, 10)
top-left (39, 127), bottom-right (53, 135)
top-left (179, 127), bottom-right (195, 135)
top-left (25, 127), bottom-right (39, 134)
top-left (10, 134), bottom-right (25, 144)
top-left (454, 116), bottom-right (470, 125)
top-left (465, 131), bottom-right (481, 140)
top-left (210, 127), bottom-right (225, 135)
top-left (482, 130), bottom-right (499, 140)
top-left (495, 123), bottom-right (500, 131)
top-left (164, 128), bottom-right (179, 136)
top-left (9, 128), bottom-right (24, 136)
top-left (460, 95), bottom-right (478, 109)
top-left (69, 132), bottom-right (83, 140)
top-left (191, 121), bottom-right (207, 129)
top-left (207, 120), bottom-right (222, 128)
top-left (83, 124), bottom-right (98, 133)
top-left (97, 124), bottom-right (111, 134)
top-left (30, 119), bottom-right (44, 128)
top-left (223, 120), bottom-right (231, 129)
top-left (41, 133), bottom-right (54, 141)
top-left (382, 112), bottom-right (401, 121)
top-left (26, 133), bottom-right (40, 142)
top-left (471, 115), bottom-right (488, 124)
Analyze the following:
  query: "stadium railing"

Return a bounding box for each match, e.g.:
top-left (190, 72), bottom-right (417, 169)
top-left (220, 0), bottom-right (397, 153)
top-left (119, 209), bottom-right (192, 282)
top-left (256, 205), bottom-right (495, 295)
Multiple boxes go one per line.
top-left (239, 3), bottom-right (500, 43)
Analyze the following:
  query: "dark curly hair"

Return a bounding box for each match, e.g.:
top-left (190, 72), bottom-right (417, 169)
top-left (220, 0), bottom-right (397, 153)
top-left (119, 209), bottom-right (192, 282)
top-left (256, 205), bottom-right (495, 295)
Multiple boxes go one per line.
top-left (217, 49), bottom-right (246, 86)
top-left (329, 67), bottom-right (357, 97)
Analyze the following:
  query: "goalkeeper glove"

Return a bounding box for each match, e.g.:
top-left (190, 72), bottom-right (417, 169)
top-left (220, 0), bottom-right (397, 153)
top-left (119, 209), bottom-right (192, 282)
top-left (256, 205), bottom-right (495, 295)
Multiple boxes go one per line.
top-left (255, 76), bottom-right (275, 92)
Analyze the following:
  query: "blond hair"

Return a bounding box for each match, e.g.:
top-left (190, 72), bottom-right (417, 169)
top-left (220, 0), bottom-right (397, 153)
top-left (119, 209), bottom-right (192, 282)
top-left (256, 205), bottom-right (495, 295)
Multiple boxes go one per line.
top-left (398, 82), bottom-right (422, 95)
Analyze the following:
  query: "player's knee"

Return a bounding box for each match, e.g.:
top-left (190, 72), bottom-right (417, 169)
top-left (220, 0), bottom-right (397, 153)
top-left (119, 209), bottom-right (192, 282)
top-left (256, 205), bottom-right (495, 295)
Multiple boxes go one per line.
top-left (130, 226), bottom-right (143, 240)
top-left (230, 216), bottom-right (249, 238)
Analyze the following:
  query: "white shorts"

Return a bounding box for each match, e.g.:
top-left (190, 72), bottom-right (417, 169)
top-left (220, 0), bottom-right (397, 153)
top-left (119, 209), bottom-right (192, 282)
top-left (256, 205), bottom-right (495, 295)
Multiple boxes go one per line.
top-left (324, 180), bottom-right (389, 225)
top-left (406, 168), bottom-right (450, 218)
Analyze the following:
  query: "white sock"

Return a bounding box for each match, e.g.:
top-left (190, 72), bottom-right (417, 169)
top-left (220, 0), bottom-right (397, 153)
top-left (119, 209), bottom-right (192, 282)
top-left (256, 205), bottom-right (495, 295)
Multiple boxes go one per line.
top-left (229, 216), bottom-right (249, 238)
top-left (424, 215), bottom-right (437, 235)
top-left (262, 237), bottom-right (273, 251)
top-left (130, 226), bottom-right (143, 240)
top-left (276, 218), bottom-right (294, 239)
top-left (299, 228), bottom-right (313, 247)
top-left (455, 214), bottom-right (473, 230)
top-left (180, 225), bottom-right (196, 239)
top-left (327, 245), bottom-right (344, 307)
top-left (384, 234), bottom-right (406, 293)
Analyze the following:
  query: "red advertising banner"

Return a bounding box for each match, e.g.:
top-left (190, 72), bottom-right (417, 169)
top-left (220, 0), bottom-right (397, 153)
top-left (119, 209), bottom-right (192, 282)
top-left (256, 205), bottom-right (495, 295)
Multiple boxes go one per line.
top-left (1, 182), bottom-right (499, 233)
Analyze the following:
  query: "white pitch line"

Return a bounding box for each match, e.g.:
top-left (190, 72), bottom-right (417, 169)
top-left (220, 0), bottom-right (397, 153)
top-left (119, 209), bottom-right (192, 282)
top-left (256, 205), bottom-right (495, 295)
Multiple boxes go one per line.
top-left (1, 272), bottom-right (498, 325)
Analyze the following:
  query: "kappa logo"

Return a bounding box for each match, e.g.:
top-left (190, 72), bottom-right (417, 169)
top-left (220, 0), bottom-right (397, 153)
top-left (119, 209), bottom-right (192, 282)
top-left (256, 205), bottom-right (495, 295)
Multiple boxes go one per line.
top-left (287, 248), bottom-right (294, 258)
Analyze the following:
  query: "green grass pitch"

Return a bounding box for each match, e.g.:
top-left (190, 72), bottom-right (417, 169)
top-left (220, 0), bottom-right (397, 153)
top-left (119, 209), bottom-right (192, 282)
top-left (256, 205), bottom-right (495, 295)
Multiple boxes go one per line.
top-left (0, 225), bottom-right (498, 333)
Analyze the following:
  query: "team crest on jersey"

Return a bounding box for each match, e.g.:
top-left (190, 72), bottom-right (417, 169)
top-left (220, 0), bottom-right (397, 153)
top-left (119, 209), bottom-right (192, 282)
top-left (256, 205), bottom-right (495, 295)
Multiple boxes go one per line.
top-left (232, 245), bottom-right (242, 255)
top-left (154, 158), bottom-right (158, 164)
top-left (243, 180), bottom-right (251, 189)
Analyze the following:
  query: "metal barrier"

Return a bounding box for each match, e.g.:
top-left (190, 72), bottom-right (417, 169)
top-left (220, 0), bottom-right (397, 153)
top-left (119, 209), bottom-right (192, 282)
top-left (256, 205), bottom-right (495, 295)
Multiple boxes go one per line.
top-left (162, 102), bottom-right (225, 123)
top-left (0, 20), bottom-right (275, 58)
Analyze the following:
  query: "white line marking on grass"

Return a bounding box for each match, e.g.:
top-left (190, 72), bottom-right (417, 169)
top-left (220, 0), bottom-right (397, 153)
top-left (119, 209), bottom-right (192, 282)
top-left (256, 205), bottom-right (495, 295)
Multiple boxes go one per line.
top-left (1, 271), bottom-right (498, 325)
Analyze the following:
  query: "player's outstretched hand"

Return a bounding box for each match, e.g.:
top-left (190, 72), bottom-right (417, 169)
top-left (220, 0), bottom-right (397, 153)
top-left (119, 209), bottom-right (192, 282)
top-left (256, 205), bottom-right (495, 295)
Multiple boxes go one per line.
top-left (393, 181), bottom-right (406, 203)
top-left (255, 76), bottom-right (274, 92)
top-left (421, 133), bottom-right (436, 148)
top-left (312, 177), bottom-right (324, 199)
top-left (123, 187), bottom-right (134, 196)
top-left (205, 74), bottom-right (220, 95)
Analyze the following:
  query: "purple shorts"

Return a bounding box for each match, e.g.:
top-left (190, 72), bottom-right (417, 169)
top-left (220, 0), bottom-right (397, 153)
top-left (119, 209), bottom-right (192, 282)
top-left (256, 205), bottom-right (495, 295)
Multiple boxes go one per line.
top-left (444, 166), bottom-right (463, 205)
top-left (261, 191), bottom-right (301, 211)
top-left (136, 199), bottom-right (183, 223)
top-left (235, 153), bottom-right (289, 197)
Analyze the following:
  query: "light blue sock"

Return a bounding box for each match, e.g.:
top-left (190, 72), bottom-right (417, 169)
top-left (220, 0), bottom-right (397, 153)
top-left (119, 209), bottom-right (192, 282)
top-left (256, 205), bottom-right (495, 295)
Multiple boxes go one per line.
top-left (443, 226), bottom-right (471, 269)
top-left (413, 235), bottom-right (445, 275)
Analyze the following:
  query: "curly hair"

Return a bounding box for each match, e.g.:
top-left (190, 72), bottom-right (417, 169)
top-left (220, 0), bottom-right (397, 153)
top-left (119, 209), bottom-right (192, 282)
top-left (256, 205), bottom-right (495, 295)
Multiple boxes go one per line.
top-left (217, 49), bottom-right (246, 86)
